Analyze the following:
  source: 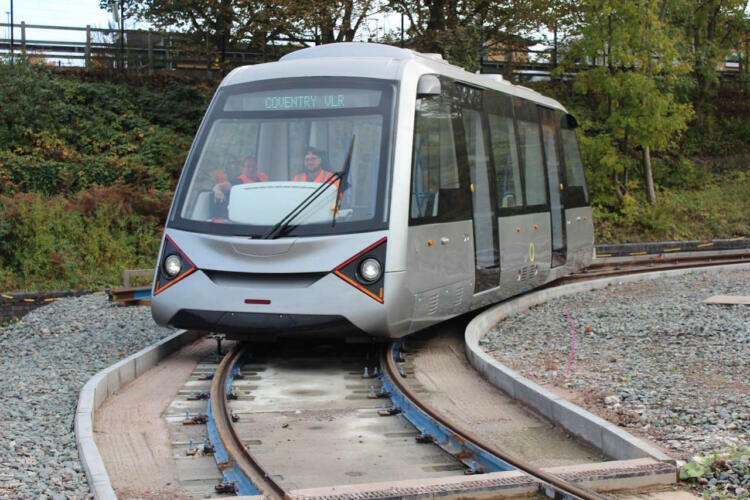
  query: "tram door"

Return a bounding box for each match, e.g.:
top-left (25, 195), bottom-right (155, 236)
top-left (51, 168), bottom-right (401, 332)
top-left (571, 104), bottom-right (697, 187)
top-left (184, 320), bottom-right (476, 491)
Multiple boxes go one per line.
top-left (455, 85), bottom-right (500, 293)
top-left (540, 108), bottom-right (567, 268)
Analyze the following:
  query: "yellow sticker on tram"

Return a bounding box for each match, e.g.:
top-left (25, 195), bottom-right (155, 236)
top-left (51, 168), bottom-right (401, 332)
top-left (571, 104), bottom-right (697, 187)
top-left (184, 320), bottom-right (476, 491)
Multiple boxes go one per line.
top-left (529, 242), bottom-right (535, 263)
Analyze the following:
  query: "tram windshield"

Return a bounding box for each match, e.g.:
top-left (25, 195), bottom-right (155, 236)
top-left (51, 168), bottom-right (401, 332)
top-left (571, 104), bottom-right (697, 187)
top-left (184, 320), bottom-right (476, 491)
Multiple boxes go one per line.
top-left (172, 78), bottom-right (396, 238)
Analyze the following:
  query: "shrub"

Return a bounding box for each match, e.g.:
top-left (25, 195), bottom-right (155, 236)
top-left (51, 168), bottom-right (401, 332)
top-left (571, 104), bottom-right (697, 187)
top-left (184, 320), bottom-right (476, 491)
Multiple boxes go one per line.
top-left (0, 188), bottom-right (168, 291)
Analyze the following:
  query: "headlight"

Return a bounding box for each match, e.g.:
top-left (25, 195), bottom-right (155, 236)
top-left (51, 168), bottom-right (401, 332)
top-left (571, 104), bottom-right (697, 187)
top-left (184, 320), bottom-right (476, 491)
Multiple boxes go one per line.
top-left (164, 254), bottom-right (182, 277)
top-left (358, 258), bottom-right (382, 284)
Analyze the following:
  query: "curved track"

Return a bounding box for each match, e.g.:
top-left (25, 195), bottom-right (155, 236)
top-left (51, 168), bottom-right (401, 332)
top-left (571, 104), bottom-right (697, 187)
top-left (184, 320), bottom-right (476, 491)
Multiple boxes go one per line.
top-left (210, 345), bottom-right (288, 499)
top-left (203, 249), bottom-right (748, 498)
top-left (380, 342), bottom-right (604, 500)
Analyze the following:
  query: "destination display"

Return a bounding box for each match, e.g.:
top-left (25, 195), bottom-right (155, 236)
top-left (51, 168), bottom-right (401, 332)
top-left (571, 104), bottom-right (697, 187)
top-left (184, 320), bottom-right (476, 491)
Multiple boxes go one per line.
top-left (225, 88), bottom-right (382, 112)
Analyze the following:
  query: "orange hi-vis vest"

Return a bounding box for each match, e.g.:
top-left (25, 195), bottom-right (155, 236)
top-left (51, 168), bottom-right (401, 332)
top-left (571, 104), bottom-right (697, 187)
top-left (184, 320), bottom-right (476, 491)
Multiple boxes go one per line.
top-left (293, 169), bottom-right (336, 184)
top-left (238, 171), bottom-right (268, 184)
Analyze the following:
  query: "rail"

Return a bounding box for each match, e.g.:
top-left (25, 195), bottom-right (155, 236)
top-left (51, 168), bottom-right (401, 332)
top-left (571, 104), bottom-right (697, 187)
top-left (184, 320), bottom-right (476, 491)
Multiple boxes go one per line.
top-left (210, 344), bottom-right (288, 499)
top-left (380, 341), bottom-right (604, 500)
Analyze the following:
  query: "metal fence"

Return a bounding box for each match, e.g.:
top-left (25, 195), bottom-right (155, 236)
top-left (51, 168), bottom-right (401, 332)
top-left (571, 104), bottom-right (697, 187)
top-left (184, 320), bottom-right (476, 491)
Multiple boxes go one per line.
top-left (0, 22), bottom-right (286, 76)
top-left (0, 22), bottom-right (742, 81)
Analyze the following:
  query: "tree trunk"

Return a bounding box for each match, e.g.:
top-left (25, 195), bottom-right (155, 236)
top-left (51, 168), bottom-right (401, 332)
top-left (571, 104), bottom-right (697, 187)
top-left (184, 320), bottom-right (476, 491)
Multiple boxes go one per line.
top-left (613, 171), bottom-right (625, 202)
top-left (643, 146), bottom-right (656, 204)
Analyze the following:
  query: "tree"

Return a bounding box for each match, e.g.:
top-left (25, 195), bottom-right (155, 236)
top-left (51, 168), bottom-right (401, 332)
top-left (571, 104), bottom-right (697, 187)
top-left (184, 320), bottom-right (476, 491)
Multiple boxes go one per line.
top-left (124, 0), bottom-right (294, 70)
top-left (563, 0), bottom-right (693, 205)
top-left (387, 0), bottom-right (542, 72)
top-left (670, 0), bottom-right (749, 121)
top-left (535, 0), bottom-right (580, 69)
top-left (289, 1), bottom-right (380, 44)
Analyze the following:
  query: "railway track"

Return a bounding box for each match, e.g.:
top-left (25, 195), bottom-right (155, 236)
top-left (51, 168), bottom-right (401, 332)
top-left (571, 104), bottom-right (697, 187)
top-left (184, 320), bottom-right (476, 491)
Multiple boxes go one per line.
top-left (201, 251), bottom-right (742, 497)
top-left (562, 249), bottom-right (748, 283)
top-left (209, 344), bottom-right (288, 498)
top-left (208, 339), bottom-right (607, 499)
top-left (379, 341), bottom-right (604, 500)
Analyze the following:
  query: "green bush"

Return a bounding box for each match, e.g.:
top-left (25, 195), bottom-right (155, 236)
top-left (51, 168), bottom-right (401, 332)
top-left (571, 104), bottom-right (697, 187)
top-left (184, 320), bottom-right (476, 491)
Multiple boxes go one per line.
top-left (0, 188), bottom-right (169, 291)
top-left (0, 61), bottom-right (207, 197)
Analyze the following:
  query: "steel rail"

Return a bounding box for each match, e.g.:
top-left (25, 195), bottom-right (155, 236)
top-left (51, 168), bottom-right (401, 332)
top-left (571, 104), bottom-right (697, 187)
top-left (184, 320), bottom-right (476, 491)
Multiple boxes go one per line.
top-left (564, 253), bottom-right (748, 283)
top-left (211, 344), bottom-right (288, 499)
top-left (380, 343), bottom-right (605, 500)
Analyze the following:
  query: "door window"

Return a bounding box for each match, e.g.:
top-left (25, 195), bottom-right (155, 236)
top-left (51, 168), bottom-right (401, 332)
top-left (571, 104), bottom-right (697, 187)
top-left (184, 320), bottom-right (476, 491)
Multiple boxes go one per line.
top-left (410, 90), bottom-right (470, 224)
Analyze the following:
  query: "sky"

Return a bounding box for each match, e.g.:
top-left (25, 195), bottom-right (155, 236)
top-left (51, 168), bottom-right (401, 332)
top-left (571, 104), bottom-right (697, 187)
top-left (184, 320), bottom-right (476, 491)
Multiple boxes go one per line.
top-left (3, 0), bottom-right (136, 44)
top-left (6, 0), bottom-right (117, 29)
top-left (4, 0), bottom-right (403, 41)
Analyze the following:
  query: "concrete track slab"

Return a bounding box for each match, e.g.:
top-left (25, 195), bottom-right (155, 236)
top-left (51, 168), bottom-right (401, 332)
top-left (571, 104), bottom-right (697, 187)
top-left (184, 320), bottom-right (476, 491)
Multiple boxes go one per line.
top-left (406, 321), bottom-right (608, 467)
top-left (94, 337), bottom-right (214, 498)
top-left (227, 346), bottom-right (464, 490)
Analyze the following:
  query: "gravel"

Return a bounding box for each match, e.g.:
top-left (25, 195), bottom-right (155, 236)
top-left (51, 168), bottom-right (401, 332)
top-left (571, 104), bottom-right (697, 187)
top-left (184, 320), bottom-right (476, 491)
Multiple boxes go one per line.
top-left (0, 294), bottom-right (172, 499)
top-left (479, 267), bottom-right (750, 458)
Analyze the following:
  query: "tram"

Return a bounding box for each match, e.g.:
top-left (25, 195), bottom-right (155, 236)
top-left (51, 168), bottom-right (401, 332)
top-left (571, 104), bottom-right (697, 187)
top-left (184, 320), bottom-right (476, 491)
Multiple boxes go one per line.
top-left (150, 43), bottom-right (594, 340)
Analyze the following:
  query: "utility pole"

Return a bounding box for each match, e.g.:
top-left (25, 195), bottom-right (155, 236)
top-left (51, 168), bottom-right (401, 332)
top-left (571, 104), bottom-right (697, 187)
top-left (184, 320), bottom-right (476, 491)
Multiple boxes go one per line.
top-left (9, 0), bottom-right (13, 62)
top-left (400, 12), bottom-right (404, 48)
top-left (120, 1), bottom-right (124, 70)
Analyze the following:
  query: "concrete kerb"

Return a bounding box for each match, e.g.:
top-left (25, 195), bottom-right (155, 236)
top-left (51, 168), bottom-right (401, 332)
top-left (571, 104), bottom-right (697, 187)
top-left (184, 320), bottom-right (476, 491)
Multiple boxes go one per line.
top-left (74, 328), bottom-right (205, 500)
top-left (465, 262), bottom-right (750, 463)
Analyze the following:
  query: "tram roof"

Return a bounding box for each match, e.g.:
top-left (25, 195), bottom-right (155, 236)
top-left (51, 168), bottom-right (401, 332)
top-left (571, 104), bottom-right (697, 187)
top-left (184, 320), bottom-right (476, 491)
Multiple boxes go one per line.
top-left (221, 43), bottom-right (567, 113)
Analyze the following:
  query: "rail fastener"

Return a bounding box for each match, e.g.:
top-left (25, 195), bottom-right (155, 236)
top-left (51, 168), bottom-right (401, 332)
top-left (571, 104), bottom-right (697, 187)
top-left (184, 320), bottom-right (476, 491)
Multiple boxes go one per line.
top-left (464, 460), bottom-right (485, 475)
top-left (183, 412), bottom-right (209, 425)
top-left (378, 404), bottom-right (402, 416)
top-left (415, 432), bottom-right (435, 444)
top-left (368, 386), bottom-right (391, 399)
top-left (215, 481), bottom-right (238, 494)
top-left (187, 391), bottom-right (209, 401)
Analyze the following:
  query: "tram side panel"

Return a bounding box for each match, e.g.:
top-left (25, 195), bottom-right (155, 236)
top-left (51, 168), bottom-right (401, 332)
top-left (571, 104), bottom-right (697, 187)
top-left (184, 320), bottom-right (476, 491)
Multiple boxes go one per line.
top-left (497, 212), bottom-right (552, 298)
top-left (405, 221), bottom-right (474, 334)
top-left (565, 206), bottom-right (595, 269)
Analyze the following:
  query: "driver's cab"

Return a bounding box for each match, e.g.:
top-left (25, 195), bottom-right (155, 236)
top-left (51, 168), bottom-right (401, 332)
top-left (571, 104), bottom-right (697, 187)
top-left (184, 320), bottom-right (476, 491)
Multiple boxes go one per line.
top-left (176, 78), bottom-right (394, 239)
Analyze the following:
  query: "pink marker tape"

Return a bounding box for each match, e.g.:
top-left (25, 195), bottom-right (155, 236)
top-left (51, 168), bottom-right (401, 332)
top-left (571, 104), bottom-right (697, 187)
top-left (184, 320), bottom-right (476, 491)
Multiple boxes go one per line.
top-left (565, 308), bottom-right (576, 376)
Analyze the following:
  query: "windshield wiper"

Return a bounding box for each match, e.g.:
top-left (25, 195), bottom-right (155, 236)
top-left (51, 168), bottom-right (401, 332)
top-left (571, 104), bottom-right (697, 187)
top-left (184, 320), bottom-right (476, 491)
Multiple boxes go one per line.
top-left (263, 171), bottom-right (341, 239)
top-left (332, 135), bottom-right (356, 228)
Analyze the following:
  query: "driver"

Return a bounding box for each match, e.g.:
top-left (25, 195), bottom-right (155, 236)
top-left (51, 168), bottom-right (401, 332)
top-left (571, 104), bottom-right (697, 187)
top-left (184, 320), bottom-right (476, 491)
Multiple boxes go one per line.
top-left (292, 147), bottom-right (338, 187)
top-left (213, 155), bottom-right (268, 203)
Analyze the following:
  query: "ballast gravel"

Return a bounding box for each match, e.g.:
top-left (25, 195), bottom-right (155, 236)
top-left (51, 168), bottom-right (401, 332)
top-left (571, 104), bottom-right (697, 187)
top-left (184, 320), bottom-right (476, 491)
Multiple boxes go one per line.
top-left (480, 267), bottom-right (750, 459)
top-left (0, 294), bottom-right (172, 499)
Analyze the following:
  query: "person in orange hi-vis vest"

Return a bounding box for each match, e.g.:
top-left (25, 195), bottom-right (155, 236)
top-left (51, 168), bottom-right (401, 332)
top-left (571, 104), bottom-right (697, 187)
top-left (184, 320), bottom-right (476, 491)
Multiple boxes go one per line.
top-left (212, 155), bottom-right (268, 203)
top-left (292, 147), bottom-right (339, 188)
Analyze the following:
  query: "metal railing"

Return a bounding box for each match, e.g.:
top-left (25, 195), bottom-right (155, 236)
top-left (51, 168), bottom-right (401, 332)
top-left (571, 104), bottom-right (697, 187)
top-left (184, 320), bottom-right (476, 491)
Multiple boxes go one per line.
top-left (1, 22), bottom-right (743, 81)
top-left (0, 22), bottom-right (286, 74)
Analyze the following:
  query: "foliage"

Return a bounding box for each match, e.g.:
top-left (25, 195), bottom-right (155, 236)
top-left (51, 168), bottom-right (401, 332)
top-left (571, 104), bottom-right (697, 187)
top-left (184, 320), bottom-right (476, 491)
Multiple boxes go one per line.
top-left (389, 0), bottom-right (544, 72)
top-left (593, 170), bottom-right (750, 242)
top-left (561, 0), bottom-right (695, 204)
top-left (0, 187), bottom-right (170, 291)
top-left (679, 445), bottom-right (750, 498)
top-left (0, 61), bottom-right (209, 196)
top-left (669, 0), bottom-right (749, 121)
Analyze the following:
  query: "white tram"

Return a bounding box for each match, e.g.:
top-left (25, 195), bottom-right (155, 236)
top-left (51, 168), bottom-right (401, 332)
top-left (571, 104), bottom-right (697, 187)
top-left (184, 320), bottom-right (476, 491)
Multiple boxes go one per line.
top-left (151, 43), bottom-right (594, 340)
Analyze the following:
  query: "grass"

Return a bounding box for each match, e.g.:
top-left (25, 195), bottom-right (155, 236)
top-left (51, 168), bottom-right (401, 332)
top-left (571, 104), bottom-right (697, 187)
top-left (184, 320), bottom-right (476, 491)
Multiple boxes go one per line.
top-left (593, 170), bottom-right (750, 243)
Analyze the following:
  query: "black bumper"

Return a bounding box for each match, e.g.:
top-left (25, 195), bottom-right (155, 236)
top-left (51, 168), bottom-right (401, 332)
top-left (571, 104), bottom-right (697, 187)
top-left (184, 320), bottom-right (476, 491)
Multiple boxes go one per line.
top-left (169, 309), bottom-right (371, 340)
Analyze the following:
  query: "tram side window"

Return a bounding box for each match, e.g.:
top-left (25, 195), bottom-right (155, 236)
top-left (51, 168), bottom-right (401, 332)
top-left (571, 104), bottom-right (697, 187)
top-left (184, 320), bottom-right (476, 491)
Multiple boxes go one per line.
top-left (560, 126), bottom-right (589, 207)
top-left (487, 109), bottom-right (523, 210)
top-left (410, 97), bottom-right (467, 223)
top-left (514, 98), bottom-right (547, 207)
